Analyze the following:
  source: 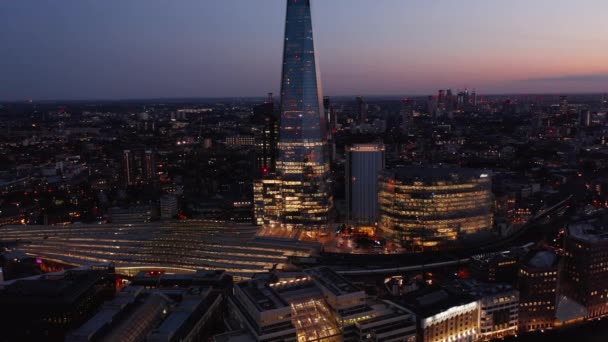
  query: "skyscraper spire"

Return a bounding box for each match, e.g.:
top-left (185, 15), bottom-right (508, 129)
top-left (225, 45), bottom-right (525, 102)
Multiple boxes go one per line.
top-left (276, 0), bottom-right (330, 231)
top-left (255, 0), bottom-right (331, 234)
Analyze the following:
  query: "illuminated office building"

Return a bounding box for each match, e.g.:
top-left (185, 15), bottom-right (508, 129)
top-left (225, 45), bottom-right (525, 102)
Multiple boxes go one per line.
top-left (452, 281), bottom-right (519, 341)
top-left (254, 176), bottom-right (282, 226)
top-left (260, 0), bottom-right (331, 233)
top-left (378, 166), bottom-right (493, 249)
top-left (346, 144), bottom-right (385, 224)
top-left (399, 287), bottom-right (479, 342)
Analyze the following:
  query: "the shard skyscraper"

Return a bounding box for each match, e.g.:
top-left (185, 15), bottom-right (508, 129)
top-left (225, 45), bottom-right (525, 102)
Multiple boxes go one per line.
top-left (255, 0), bottom-right (331, 234)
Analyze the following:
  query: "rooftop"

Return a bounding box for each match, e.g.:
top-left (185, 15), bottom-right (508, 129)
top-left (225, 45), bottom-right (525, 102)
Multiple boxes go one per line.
top-left (305, 267), bottom-right (362, 297)
top-left (527, 250), bottom-right (558, 269)
top-left (568, 222), bottom-right (608, 243)
top-left (383, 166), bottom-right (490, 183)
top-left (0, 267), bottom-right (112, 303)
top-left (449, 279), bottom-right (515, 298)
top-left (397, 285), bottom-right (477, 319)
top-left (67, 286), bottom-right (212, 342)
top-left (348, 144), bottom-right (385, 152)
top-left (237, 280), bottom-right (289, 312)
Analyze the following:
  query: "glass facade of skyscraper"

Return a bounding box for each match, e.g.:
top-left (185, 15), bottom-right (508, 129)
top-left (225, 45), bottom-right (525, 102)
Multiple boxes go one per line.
top-left (273, 0), bottom-right (330, 231)
top-left (378, 166), bottom-right (493, 249)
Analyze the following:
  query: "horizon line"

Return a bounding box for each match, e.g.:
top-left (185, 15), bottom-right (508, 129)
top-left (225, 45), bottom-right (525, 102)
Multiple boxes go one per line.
top-left (2, 91), bottom-right (607, 104)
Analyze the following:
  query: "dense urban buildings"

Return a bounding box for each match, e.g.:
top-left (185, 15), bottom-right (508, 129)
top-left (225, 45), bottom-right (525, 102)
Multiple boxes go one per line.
top-left (378, 166), bottom-right (493, 250)
top-left (3, 0), bottom-right (608, 341)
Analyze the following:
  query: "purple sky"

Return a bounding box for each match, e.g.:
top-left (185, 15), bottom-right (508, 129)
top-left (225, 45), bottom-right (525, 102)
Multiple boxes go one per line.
top-left (1, 0), bottom-right (608, 100)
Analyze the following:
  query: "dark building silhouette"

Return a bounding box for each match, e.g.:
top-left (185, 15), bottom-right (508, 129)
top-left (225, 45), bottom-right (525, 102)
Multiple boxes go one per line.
top-left (0, 265), bottom-right (116, 342)
top-left (122, 149), bottom-right (135, 186)
top-left (356, 95), bottom-right (367, 124)
top-left (143, 150), bottom-right (157, 183)
top-left (253, 93), bottom-right (277, 173)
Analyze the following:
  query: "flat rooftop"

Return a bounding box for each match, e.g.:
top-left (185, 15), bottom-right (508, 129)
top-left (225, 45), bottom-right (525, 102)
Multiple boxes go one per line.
top-left (68, 286), bottom-right (211, 342)
top-left (305, 267), bottom-right (362, 296)
top-left (383, 166), bottom-right (490, 183)
top-left (398, 286), bottom-right (477, 319)
top-left (448, 279), bottom-right (515, 298)
top-left (0, 269), bottom-right (110, 303)
top-left (527, 250), bottom-right (558, 269)
top-left (568, 222), bottom-right (608, 243)
top-left (236, 281), bottom-right (289, 312)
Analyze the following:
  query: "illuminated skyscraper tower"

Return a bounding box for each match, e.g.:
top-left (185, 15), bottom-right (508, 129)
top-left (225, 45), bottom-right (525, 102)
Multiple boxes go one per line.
top-left (275, 0), bottom-right (330, 231)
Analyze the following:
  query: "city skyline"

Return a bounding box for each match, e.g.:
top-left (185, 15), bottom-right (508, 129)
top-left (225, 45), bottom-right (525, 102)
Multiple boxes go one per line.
top-left (2, 0), bottom-right (608, 101)
top-left (3, 1), bottom-right (608, 339)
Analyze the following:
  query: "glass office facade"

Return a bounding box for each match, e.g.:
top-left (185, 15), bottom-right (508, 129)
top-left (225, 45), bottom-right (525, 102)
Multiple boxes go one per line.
top-left (378, 167), bottom-right (493, 249)
top-left (275, 0), bottom-right (330, 230)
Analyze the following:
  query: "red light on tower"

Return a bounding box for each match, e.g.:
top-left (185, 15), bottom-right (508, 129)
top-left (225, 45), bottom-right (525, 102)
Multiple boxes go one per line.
top-left (262, 167), bottom-right (269, 175)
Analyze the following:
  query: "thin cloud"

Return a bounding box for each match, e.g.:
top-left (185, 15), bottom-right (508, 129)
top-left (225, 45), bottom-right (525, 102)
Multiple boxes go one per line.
top-left (522, 73), bottom-right (608, 83)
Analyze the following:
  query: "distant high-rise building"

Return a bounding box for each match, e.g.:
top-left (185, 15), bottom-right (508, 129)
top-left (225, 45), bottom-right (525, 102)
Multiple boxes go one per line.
top-left (427, 95), bottom-right (438, 119)
top-left (457, 89), bottom-right (470, 109)
top-left (559, 95), bottom-right (568, 116)
top-left (323, 96), bottom-right (332, 131)
top-left (122, 149), bottom-right (134, 186)
top-left (346, 144), bottom-right (385, 224)
top-left (259, 0), bottom-right (331, 232)
top-left (438, 89), bottom-right (446, 108)
top-left (401, 98), bottom-right (414, 131)
top-left (471, 89), bottom-right (478, 106)
top-left (356, 96), bottom-right (367, 124)
top-left (579, 110), bottom-right (592, 128)
top-left (253, 94), bottom-right (277, 173)
top-left (143, 150), bottom-right (156, 183)
top-left (457, 91), bottom-right (465, 106)
top-left (446, 88), bottom-right (454, 111)
top-left (323, 96), bottom-right (337, 163)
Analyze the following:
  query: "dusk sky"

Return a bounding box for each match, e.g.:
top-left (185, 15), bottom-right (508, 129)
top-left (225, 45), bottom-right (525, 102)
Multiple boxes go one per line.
top-left (2, 0), bottom-right (608, 101)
